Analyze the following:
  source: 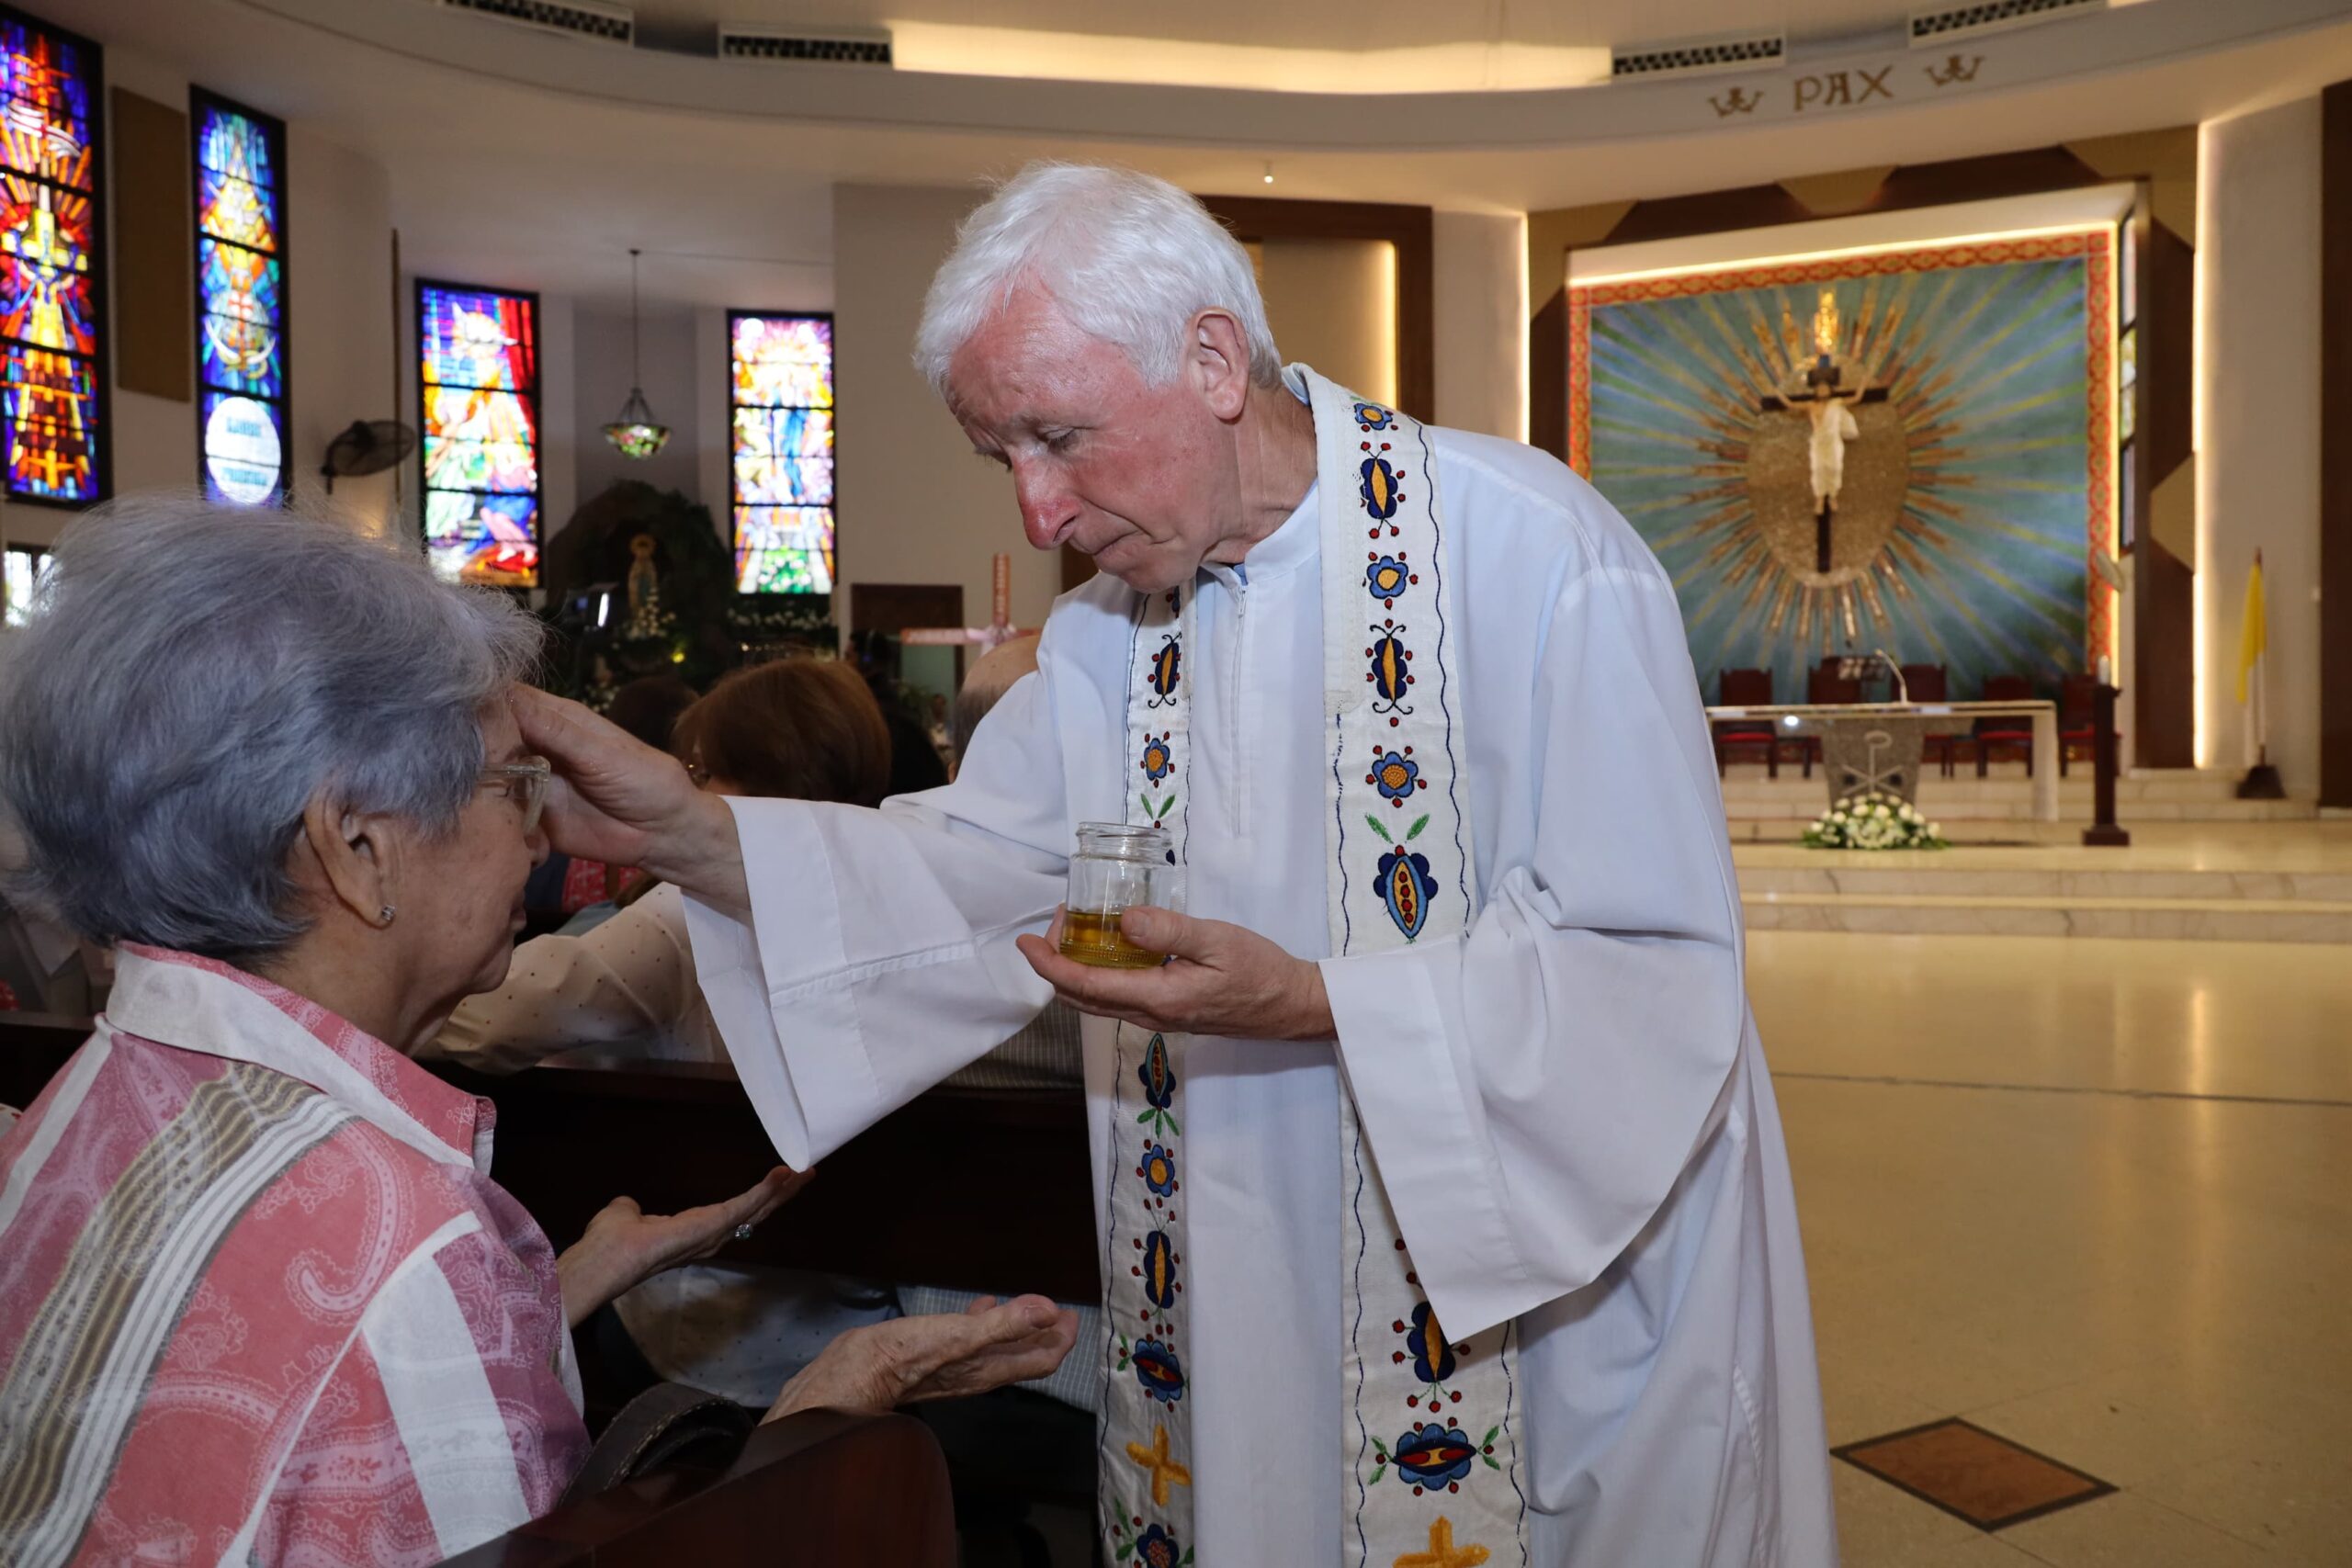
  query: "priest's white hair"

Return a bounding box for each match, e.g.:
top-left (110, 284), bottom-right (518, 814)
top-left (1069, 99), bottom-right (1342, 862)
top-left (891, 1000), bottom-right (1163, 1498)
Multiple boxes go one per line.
top-left (0, 494), bottom-right (541, 963)
top-left (915, 162), bottom-right (1283, 397)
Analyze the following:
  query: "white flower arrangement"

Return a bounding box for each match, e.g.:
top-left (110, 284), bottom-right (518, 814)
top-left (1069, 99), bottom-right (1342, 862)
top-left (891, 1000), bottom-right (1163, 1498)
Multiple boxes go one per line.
top-left (1801, 790), bottom-right (1948, 851)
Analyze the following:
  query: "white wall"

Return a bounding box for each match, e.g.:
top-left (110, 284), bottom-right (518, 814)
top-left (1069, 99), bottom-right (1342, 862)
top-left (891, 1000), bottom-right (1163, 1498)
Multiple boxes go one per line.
top-left (695, 305), bottom-right (730, 541)
top-left (287, 127), bottom-right (397, 534)
top-left (2198, 97), bottom-right (2323, 792)
top-left (0, 40), bottom-right (398, 547)
top-left (1432, 210), bottom-right (1526, 441)
top-left (572, 303), bottom-right (704, 508)
top-left (832, 183), bottom-right (1061, 632)
top-left (1257, 237), bottom-right (1398, 408)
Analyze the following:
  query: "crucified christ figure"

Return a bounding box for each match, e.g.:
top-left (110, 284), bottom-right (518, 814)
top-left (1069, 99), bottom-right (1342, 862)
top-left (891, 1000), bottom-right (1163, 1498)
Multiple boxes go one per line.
top-left (1760, 356), bottom-right (1886, 573)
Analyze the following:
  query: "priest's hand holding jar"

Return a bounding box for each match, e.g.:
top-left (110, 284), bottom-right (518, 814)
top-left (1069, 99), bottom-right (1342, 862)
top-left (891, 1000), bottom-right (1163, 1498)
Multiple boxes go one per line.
top-left (1016, 820), bottom-right (1335, 1041)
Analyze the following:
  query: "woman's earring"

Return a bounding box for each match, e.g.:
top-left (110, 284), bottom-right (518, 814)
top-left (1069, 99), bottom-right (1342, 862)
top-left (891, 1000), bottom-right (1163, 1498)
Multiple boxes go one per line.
top-left (379, 904), bottom-right (397, 927)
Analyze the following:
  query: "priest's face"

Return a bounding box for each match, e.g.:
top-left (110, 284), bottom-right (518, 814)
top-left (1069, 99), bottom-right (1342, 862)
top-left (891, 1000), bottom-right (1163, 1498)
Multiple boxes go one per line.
top-left (947, 286), bottom-right (1245, 593)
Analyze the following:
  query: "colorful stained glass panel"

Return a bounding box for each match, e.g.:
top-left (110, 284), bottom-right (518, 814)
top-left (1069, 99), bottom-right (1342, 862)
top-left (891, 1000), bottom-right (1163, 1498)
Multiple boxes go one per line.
top-left (4, 342), bottom-right (96, 501)
top-left (426, 490), bottom-right (540, 587)
top-left (732, 404), bottom-right (832, 458)
top-left (1, 13), bottom-right (101, 507)
top-left (731, 315), bottom-right (832, 407)
top-left (0, 175), bottom-right (95, 355)
top-left (198, 240), bottom-right (282, 397)
top-left (731, 434), bottom-right (834, 507)
top-left (423, 391), bottom-right (540, 491)
top-left (200, 389), bottom-right (282, 506)
top-left (733, 505), bottom-right (835, 593)
top-left (0, 20), bottom-right (93, 191)
top-left (194, 94), bottom-right (285, 506)
top-left (196, 107), bottom-right (276, 254)
top-left (422, 287), bottom-right (537, 391)
top-left (729, 312), bottom-right (834, 594)
top-left (421, 281), bottom-right (540, 587)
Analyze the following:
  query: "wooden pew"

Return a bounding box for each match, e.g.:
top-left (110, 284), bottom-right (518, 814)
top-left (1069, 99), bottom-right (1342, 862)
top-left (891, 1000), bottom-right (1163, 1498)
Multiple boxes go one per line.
top-left (431, 1056), bottom-right (1100, 1303)
top-left (0, 1010), bottom-right (92, 1111)
top-left (438, 1408), bottom-right (956, 1567)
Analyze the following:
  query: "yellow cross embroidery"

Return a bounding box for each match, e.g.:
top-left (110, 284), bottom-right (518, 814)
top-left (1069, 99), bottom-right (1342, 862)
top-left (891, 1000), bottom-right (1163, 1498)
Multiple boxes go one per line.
top-left (1395, 1517), bottom-right (1490, 1568)
top-left (1124, 1423), bottom-right (1192, 1508)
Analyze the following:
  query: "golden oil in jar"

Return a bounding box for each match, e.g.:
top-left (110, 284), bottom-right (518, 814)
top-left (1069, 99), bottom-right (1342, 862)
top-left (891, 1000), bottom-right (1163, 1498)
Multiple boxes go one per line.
top-left (1059, 822), bottom-right (1183, 970)
top-left (1057, 908), bottom-right (1167, 968)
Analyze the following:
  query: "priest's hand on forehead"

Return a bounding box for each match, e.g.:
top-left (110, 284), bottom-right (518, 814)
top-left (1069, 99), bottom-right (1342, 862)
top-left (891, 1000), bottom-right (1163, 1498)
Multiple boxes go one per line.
top-left (1017, 907), bottom-right (1336, 1042)
top-left (510, 686), bottom-right (751, 913)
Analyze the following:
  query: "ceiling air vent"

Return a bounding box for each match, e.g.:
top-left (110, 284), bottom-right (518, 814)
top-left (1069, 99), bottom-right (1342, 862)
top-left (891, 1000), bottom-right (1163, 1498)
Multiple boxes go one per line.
top-left (1612, 32), bottom-right (1785, 82)
top-left (1908, 0), bottom-right (2103, 47)
top-left (719, 23), bottom-right (893, 65)
top-left (440, 0), bottom-right (633, 44)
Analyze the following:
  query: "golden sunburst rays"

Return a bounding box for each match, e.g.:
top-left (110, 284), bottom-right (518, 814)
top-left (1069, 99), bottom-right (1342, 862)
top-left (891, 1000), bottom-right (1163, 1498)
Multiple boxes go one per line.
top-left (1897, 265), bottom-right (2081, 427)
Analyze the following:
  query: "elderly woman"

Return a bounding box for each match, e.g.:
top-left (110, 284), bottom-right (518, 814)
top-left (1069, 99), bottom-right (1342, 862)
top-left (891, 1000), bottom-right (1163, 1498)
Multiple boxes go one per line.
top-left (0, 500), bottom-right (1075, 1566)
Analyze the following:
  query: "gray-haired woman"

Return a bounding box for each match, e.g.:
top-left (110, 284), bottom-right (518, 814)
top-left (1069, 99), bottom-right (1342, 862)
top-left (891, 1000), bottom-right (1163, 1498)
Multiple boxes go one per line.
top-left (0, 498), bottom-right (1074, 1568)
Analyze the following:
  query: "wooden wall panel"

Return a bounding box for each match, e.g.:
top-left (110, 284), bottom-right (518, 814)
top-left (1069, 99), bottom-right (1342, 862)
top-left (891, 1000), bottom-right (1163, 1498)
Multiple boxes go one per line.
top-left (2322, 83), bottom-right (2352, 807)
top-left (109, 88), bottom-right (190, 403)
top-left (2134, 207), bottom-right (2197, 766)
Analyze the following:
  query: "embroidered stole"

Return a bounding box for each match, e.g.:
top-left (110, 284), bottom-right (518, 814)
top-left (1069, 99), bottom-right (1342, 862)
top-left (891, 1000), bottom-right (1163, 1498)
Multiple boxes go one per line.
top-left (1099, 367), bottom-right (1528, 1566)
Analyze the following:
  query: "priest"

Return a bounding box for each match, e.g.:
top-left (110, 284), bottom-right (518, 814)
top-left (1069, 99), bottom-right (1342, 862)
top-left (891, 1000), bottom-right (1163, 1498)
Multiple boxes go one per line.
top-left (520, 163), bottom-right (1837, 1566)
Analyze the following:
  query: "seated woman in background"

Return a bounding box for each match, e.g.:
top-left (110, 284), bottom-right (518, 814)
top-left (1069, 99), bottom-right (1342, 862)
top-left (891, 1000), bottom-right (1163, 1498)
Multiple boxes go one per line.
top-left (430, 655), bottom-right (888, 1071)
top-left (0, 501), bottom-right (1075, 1567)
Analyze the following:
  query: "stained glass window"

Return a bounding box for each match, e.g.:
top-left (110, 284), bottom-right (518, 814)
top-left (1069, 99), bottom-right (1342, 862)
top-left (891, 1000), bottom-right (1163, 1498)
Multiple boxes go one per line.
top-left (418, 280), bottom-right (541, 587)
top-left (4, 541), bottom-right (48, 626)
top-left (193, 89), bottom-right (287, 506)
top-left (729, 311), bottom-right (833, 594)
top-left (0, 8), bottom-right (104, 505)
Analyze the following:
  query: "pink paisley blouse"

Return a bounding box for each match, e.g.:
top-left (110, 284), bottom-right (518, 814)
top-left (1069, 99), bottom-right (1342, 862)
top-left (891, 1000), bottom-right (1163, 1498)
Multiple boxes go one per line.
top-left (0, 946), bottom-right (592, 1566)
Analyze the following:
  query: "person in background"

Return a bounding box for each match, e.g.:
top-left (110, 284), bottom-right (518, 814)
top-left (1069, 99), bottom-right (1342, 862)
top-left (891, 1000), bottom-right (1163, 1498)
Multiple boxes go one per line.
top-left (849, 627), bottom-right (952, 796)
top-left (526, 673), bottom-right (701, 934)
top-left (0, 502), bottom-right (1076, 1566)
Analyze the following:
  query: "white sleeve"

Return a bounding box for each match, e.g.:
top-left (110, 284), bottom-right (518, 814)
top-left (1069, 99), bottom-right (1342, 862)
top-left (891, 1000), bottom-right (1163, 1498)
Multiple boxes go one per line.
top-left (1321, 560), bottom-right (1747, 1339)
top-left (682, 658), bottom-right (1072, 1168)
top-left (424, 887), bottom-right (696, 1074)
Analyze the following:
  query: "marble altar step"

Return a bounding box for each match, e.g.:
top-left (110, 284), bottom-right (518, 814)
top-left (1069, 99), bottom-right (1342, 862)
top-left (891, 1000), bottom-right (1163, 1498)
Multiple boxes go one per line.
top-left (1717, 765), bottom-right (2315, 823)
top-left (1730, 829), bottom-right (2352, 942)
top-left (1738, 889), bottom-right (2352, 942)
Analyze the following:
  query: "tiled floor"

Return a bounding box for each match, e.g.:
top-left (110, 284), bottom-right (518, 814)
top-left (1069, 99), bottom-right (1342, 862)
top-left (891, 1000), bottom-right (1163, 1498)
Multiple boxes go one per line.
top-left (1754, 928), bottom-right (2352, 1565)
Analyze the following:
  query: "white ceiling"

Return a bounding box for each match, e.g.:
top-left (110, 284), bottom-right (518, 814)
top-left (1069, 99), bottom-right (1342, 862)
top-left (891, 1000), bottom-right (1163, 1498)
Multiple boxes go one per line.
top-left (631, 0), bottom-right (1928, 53)
top-left (49, 0), bottom-right (2352, 310)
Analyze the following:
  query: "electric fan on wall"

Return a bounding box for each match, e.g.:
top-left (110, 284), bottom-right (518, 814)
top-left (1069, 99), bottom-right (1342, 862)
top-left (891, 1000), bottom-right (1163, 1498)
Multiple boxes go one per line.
top-left (319, 420), bottom-right (416, 493)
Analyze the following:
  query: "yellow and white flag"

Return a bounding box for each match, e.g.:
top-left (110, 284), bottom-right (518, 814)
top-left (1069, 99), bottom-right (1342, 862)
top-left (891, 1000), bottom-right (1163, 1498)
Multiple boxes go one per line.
top-left (2235, 550), bottom-right (2267, 763)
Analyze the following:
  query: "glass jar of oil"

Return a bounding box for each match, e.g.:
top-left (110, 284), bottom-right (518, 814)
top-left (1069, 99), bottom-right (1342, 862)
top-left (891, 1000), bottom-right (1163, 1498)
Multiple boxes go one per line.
top-left (1059, 822), bottom-right (1183, 968)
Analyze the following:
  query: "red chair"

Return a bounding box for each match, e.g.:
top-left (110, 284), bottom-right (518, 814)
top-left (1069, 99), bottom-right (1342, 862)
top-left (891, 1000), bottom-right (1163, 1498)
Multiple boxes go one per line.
top-left (1792, 660), bottom-right (1863, 776)
top-left (1713, 667), bottom-right (1787, 777)
top-left (2058, 672), bottom-right (2111, 777)
top-left (1809, 658), bottom-right (1863, 705)
top-left (1900, 663), bottom-right (1962, 776)
top-left (1973, 674), bottom-right (2038, 777)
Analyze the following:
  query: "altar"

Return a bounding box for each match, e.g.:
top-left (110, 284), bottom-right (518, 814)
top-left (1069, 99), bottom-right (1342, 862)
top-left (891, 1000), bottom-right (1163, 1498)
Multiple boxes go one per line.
top-left (1704, 701), bottom-right (2062, 821)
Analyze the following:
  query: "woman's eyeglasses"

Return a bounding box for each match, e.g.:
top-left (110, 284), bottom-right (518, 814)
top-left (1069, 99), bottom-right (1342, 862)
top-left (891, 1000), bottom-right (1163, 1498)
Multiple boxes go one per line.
top-left (481, 756), bottom-right (552, 834)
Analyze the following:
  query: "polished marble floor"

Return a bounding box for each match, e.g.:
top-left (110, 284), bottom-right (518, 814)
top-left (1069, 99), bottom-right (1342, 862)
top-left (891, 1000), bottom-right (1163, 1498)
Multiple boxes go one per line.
top-left (1754, 929), bottom-right (2352, 1565)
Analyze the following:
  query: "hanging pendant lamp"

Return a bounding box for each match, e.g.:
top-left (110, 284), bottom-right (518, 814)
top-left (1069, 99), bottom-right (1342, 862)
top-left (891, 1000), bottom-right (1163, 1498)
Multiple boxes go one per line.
top-left (603, 248), bottom-right (671, 458)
